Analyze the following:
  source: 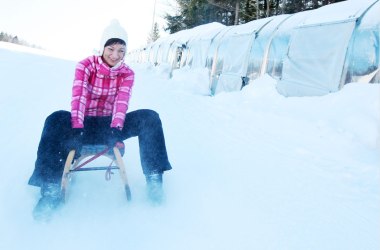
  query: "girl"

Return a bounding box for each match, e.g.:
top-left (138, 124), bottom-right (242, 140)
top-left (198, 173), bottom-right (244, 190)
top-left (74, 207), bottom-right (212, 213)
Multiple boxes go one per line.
top-left (29, 20), bottom-right (172, 219)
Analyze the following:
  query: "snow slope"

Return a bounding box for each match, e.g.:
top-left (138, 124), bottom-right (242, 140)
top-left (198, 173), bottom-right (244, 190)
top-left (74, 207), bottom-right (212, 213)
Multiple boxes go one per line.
top-left (0, 42), bottom-right (379, 250)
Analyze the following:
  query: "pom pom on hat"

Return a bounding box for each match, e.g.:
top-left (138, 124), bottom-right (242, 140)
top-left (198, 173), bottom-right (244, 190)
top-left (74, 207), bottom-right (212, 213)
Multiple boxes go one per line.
top-left (98, 19), bottom-right (128, 55)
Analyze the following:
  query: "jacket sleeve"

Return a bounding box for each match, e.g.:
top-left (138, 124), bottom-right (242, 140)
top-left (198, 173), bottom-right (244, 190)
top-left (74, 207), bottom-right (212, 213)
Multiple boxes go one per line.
top-left (111, 68), bottom-right (135, 129)
top-left (71, 60), bottom-right (90, 128)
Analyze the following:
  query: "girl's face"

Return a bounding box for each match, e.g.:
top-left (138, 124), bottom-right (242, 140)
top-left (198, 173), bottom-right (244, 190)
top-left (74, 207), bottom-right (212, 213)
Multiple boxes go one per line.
top-left (102, 43), bottom-right (126, 67)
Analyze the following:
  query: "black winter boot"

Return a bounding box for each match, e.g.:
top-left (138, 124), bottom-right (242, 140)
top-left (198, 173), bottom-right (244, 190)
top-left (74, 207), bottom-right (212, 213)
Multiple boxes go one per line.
top-left (145, 172), bottom-right (164, 204)
top-left (32, 182), bottom-right (63, 221)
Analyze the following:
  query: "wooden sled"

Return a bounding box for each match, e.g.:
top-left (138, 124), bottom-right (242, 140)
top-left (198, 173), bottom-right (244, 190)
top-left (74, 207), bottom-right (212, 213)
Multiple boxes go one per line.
top-left (61, 142), bottom-right (131, 202)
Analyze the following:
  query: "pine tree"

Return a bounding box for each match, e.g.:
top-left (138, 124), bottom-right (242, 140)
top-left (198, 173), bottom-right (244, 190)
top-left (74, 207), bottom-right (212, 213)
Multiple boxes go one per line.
top-left (164, 0), bottom-right (238, 32)
top-left (164, 14), bottom-right (185, 34)
top-left (147, 22), bottom-right (161, 44)
top-left (281, 0), bottom-right (304, 14)
top-left (12, 36), bottom-right (19, 44)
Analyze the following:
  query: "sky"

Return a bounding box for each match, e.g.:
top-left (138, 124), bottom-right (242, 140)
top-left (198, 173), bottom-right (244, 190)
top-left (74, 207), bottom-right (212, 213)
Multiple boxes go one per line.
top-left (0, 0), bottom-right (176, 59)
top-left (0, 42), bottom-right (379, 250)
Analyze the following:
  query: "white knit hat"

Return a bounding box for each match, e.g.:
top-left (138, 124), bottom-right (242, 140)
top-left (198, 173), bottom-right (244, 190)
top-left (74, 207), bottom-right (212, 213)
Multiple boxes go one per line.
top-left (98, 19), bottom-right (128, 55)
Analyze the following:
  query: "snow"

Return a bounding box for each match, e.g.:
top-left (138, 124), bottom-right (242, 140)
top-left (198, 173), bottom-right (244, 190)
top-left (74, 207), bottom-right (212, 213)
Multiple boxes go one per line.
top-left (299, 0), bottom-right (377, 26)
top-left (0, 42), bottom-right (379, 250)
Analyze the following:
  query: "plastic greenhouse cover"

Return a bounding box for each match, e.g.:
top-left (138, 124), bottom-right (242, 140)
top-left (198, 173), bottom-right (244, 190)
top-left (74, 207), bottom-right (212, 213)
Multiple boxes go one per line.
top-left (209, 18), bottom-right (275, 94)
top-left (277, 21), bottom-right (356, 96)
top-left (273, 11), bottom-right (311, 35)
top-left (223, 17), bottom-right (274, 36)
top-left (167, 23), bottom-right (224, 45)
top-left (345, 0), bottom-right (380, 83)
top-left (187, 22), bottom-right (226, 41)
top-left (181, 23), bottom-right (226, 65)
top-left (299, 0), bottom-right (378, 26)
top-left (263, 12), bottom-right (311, 79)
top-left (276, 0), bottom-right (379, 96)
top-left (216, 17), bottom-right (275, 74)
top-left (358, 0), bottom-right (380, 27)
top-left (247, 15), bottom-right (291, 79)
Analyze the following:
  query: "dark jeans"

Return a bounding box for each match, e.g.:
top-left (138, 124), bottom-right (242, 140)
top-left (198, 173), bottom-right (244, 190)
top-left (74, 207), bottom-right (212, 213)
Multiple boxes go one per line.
top-left (28, 109), bottom-right (172, 187)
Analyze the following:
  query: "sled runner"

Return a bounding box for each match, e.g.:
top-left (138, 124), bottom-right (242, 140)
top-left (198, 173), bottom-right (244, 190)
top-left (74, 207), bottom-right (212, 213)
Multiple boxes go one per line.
top-left (61, 142), bottom-right (132, 202)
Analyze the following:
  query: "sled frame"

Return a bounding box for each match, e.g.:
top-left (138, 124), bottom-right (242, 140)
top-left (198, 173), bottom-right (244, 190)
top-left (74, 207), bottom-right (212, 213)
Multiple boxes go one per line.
top-left (61, 142), bottom-right (131, 202)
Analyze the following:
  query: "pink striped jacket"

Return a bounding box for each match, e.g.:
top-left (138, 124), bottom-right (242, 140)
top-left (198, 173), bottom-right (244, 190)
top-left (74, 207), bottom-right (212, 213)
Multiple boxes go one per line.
top-left (71, 55), bottom-right (134, 129)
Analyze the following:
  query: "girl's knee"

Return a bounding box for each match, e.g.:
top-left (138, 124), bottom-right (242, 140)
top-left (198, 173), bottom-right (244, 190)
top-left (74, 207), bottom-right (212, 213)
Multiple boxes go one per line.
top-left (45, 110), bottom-right (71, 125)
top-left (142, 109), bottom-right (161, 125)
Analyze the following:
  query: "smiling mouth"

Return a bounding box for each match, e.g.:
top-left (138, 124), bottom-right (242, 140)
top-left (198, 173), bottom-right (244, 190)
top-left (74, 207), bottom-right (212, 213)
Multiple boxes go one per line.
top-left (108, 59), bottom-right (119, 64)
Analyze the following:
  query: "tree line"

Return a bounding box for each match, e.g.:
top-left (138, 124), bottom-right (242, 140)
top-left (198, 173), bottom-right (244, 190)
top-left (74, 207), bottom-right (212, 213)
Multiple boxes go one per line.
top-left (0, 31), bottom-right (42, 49)
top-left (164, 0), bottom-right (347, 33)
